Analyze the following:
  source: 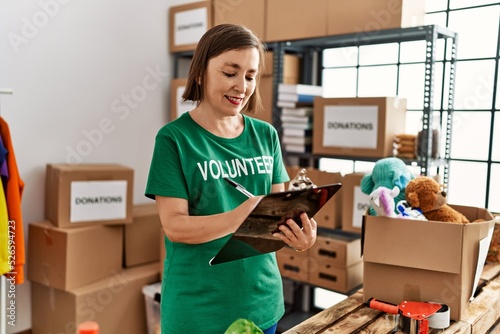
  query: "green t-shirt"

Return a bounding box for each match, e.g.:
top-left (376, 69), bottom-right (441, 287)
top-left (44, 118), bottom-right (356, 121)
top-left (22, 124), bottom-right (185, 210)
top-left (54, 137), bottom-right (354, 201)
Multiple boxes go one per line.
top-left (145, 112), bottom-right (289, 334)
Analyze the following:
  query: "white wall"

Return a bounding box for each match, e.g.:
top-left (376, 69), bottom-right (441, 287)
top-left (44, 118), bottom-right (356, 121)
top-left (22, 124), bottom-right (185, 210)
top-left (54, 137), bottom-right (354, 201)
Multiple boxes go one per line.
top-left (0, 0), bottom-right (182, 331)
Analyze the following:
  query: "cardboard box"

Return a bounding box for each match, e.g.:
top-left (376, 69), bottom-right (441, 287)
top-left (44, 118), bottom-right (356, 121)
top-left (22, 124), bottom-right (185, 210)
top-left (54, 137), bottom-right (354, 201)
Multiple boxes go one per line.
top-left (170, 78), bottom-right (196, 121)
top-left (286, 166), bottom-right (343, 230)
top-left (313, 97), bottom-right (407, 158)
top-left (341, 172), bottom-right (369, 233)
top-left (124, 204), bottom-right (162, 268)
top-left (307, 232), bottom-right (363, 293)
top-left (308, 261), bottom-right (363, 294)
top-left (31, 262), bottom-right (160, 334)
top-left (327, 0), bottom-right (425, 36)
top-left (213, 0), bottom-right (266, 41)
top-left (249, 76), bottom-right (274, 124)
top-left (28, 221), bottom-right (123, 291)
top-left (362, 205), bottom-right (496, 321)
top-left (310, 233), bottom-right (362, 269)
top-left (45, 163), bottom-right (134, 227)
top-left (276, 246), bottom-right (311, 282)
top-left (263, 51), bottom-right (301, 82)
top-left (266, 0), bottom-right (327, 42)
top-left (250, 52), bottom-right (301, 124)
top-left (169, 1), bottom-right (212, 53)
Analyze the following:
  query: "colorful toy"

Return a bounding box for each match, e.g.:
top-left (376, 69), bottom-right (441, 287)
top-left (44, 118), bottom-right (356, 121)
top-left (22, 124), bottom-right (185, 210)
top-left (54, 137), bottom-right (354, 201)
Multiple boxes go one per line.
top-left (369, 186), bottom-right (402, 218)
top-left (396, 200), bottom-right (427, 220)
top-left (405, 176), bottom-right (469, 224)
top-left (361, 157), bottom-right (414, 216)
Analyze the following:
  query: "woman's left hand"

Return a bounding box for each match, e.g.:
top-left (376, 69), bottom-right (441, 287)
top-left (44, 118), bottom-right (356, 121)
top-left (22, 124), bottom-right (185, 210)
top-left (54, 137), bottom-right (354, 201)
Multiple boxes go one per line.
top-left (272, 212), bottom-right (317, 252)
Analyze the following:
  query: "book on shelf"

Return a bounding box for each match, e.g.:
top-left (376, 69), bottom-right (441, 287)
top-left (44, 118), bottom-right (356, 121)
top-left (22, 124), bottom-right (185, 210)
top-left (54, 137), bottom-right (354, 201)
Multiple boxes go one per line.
top-left (277, 100), bottom-right (313, 109)
top-left (284, 144), bottom-right (312, 153)
top-left (280, 114), bottom-right (310, 123)
top-left (281, 107), bottom-right (313, 117)
top-left (281, 121), bottom-right (312, 130)
top-left (282, 135), bottom-right (312, 145)
top-left (277, 92), bottom-right (316, 104)
top-left (282, 128), bottom-right (313, 137)
top-left (278, 83), bottom-right (323, 96)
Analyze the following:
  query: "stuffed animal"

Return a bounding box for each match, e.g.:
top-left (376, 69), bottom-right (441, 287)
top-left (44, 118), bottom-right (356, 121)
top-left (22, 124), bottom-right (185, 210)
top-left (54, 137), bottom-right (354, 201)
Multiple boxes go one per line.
top-left (361, 157), bottom-right (415, 216)
top-left (396, 200), bottom-right (427, 220)
top-left (369, 186), bottom-right (402, 218)
top-left (405, 176), bottom-right (469, 224)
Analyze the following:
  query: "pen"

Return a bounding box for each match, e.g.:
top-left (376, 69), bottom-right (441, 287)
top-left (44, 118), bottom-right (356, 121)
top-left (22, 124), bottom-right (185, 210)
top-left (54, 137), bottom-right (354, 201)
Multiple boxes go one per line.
top-left (223, 178), bottom-right (255, 198)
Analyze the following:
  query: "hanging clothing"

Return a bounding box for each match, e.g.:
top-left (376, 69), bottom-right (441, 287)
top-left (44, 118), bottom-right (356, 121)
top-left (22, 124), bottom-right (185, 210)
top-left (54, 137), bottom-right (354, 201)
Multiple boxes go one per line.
top-left (0, 117), bottom-right (25, 284)
top-left (0, 135), bottom-right (9, 189)
top-left (0, 181), bottom-right (10, 275)
top-left (0, 135), bottom-right (11, 275)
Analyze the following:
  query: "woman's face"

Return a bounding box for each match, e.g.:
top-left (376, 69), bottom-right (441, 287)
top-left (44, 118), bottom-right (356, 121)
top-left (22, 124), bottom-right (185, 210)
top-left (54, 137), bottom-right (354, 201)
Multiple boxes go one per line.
top-left (202, 47), bottom-right (259, 116)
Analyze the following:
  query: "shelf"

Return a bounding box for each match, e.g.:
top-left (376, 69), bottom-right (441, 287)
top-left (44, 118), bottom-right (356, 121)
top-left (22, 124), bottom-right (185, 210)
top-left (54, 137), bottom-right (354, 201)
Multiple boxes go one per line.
top-left (268, 24), bottom-right (457, 50)
top-left (272, 24), bottom-right (458, 184)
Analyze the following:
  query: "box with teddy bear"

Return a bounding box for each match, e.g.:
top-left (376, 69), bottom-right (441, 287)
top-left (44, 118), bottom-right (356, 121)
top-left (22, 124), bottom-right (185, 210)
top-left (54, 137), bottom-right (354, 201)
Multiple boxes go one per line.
top-left (360, 157), bottom-right (497, 322)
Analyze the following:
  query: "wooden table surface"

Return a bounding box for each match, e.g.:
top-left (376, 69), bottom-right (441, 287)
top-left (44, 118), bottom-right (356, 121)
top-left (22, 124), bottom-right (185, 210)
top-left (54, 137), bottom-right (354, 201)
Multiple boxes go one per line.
top-left (283, 263), bottom-right (500, 334)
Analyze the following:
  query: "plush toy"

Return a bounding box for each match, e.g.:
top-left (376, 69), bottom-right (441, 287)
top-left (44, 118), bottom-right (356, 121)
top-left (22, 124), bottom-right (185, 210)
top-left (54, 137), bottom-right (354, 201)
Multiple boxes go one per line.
top-left (405, 176), bottom-right (469, 224)
top-left (361, 157), bottom-right (415, 216)
top-left (395, 200), bottom-right (427, 220)
top-left (369, 186), bottom-right (402, 218)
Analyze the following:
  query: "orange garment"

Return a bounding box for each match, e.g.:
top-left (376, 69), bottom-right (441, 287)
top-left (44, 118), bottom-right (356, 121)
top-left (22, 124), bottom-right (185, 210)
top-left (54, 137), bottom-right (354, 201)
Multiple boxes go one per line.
top-left (0, 117), bottom-right (25, 284)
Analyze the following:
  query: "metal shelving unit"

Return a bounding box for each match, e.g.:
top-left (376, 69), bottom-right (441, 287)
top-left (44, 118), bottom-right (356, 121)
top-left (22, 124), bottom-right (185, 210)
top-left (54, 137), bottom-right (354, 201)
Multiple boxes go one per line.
top-left (269, 25), bottom-right (458, 186)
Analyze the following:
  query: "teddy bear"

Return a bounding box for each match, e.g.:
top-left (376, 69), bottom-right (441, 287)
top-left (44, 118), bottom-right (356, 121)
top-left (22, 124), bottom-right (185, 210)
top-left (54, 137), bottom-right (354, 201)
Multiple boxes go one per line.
top-left (405, 176), bottom-right (469, 224)
top-left (361, 157), bottom-right (415, 216)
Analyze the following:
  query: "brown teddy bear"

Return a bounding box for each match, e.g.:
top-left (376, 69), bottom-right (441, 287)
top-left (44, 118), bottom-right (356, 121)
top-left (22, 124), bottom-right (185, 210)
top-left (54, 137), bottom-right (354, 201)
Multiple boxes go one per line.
top-left (405, 176), bottom-right (469, 224)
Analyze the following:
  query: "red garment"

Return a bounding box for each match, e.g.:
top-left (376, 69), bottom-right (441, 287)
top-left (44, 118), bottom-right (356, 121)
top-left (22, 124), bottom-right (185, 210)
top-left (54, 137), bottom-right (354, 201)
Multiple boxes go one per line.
top-left (0, 117), bottom-right (25, 284)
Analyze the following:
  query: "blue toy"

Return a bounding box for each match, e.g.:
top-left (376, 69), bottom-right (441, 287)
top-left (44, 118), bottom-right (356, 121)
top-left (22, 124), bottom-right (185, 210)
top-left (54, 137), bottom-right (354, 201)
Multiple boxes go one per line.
top-left (360, 157), bottom-right (415, 216)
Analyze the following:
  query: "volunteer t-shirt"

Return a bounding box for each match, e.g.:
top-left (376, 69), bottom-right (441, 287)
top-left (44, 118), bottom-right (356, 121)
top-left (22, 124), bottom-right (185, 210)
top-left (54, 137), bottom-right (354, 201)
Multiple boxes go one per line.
top-left (145, 112), bottom-right (289, 334)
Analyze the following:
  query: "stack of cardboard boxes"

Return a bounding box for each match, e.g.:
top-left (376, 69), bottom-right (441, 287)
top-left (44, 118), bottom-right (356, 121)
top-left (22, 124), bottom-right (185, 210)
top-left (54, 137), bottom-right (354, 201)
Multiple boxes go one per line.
top-left (276, 166), bottom-right (365, 294)
top-left (28, 163), bottom-right (162, 334)
top-left (169, 0), bottom-right (425, 53)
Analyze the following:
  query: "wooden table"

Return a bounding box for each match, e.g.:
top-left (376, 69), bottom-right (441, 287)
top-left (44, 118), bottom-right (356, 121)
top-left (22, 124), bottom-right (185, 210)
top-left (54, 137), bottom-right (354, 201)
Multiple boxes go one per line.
top-left (283, 263), bottom-right (500, 334)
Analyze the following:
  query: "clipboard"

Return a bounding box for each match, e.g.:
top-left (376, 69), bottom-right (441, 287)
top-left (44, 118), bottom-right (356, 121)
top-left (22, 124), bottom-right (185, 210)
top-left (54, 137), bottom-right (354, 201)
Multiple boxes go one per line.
top-left (209, 183), bottom-right (342, 265)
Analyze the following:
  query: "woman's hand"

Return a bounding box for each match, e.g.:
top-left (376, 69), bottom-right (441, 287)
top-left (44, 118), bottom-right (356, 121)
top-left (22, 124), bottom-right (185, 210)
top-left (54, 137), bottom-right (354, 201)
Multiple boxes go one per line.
top-left (272, 213), bottom-right (317, 252)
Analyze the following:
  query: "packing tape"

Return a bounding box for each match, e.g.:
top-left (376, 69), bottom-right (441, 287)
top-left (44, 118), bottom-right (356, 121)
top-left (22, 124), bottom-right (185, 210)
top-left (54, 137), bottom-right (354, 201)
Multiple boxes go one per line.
top-left (428, 304), bottom-right (450, 329)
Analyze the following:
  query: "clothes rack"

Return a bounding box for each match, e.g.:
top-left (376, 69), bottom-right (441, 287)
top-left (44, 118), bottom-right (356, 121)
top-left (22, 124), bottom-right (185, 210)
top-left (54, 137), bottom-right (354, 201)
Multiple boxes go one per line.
top-left (0, 88), bottom-right (13, 334)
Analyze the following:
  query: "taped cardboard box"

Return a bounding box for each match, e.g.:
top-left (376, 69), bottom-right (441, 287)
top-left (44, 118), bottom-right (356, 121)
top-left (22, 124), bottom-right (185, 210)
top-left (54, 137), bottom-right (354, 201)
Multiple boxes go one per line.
top-left (31, 262), bottom-right (160, 334)
top-left (309, 261), bottom-right (363, 294)
top-left (276, 246), bottom-right (310, 282)
top-left (213, 0), bottom-right (266, 41)
top-left (263, 51), bottom-right (301, 82)
top-left (45, 163), bottom-right (133, 227)
top-left (124, 204), bottom-right (162, 268)
top-left (266, 0), bottom-right (327, 42)
top-left (327, 0), bottom-right (425, 36)
top-left (308, 231), bottom-right (363, 293)
top-left (310, 233), bottom-right (362, 269)
top-left (28, 221), bottom-right (123, 291)
top-left (285, 166), bottom-right (343, 230)
top-left (169, 1), bottom-right (212, 53)
top-left (251, 52), bottom-right (301, 124)
top-left (362, 205), bottom-right (496, 321)
top-left (313, 97), bottom-right (407, 158)
top-left (170, 78), bottom-right (196, 121)
top-left (341, 172), bottom-right (370, 234)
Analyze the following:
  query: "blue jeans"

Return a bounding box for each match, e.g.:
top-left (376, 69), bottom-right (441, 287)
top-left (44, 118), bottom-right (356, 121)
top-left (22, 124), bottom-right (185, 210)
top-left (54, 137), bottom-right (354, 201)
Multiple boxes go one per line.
top-left (263, 323), bottom-right (277, 334)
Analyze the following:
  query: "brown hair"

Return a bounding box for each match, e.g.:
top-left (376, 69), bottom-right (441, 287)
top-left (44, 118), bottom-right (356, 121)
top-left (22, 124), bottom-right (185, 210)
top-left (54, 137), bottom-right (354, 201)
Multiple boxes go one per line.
top-left (182, 24), bottom-right (266, 115)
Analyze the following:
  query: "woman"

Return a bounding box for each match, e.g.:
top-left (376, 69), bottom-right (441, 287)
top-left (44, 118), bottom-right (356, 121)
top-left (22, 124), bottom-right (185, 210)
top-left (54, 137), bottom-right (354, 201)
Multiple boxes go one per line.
top-left (145, 24), bottom-right (317, 334)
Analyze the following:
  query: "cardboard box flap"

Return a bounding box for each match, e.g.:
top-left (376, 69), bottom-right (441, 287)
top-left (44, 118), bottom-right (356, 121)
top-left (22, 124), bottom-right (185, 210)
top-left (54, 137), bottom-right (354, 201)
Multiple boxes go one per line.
top-left (363, 216), bottom-right (464, 274)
